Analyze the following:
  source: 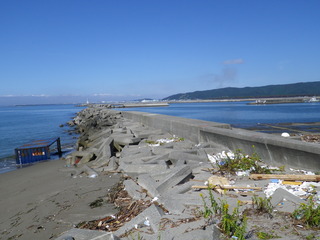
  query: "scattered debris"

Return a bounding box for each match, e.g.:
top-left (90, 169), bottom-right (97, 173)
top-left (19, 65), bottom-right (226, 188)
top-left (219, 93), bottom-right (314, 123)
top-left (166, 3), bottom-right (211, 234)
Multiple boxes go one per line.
top-left (301, 134), bottom-right (320, 143)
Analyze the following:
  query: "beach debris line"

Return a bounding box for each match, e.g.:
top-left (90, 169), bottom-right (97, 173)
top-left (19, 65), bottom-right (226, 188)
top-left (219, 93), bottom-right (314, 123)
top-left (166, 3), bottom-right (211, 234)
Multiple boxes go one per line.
top-left (76, 177), bottom-right (159, 234)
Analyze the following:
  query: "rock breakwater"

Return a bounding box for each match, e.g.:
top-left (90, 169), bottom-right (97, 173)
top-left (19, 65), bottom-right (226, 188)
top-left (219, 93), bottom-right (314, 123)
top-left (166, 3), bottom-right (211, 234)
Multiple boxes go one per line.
top-left (57, 106), bottom-right (320, 240)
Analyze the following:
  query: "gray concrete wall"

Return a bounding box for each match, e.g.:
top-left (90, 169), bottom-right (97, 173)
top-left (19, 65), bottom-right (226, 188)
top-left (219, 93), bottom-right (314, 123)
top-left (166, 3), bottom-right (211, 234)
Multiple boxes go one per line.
top-left (121, 111), bottom-right (320, 171)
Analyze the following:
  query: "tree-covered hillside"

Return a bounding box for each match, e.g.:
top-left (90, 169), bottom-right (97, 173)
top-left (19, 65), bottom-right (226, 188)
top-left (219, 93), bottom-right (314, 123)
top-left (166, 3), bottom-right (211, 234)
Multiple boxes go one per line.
top-left (163, 81), bottom-right (320, 100)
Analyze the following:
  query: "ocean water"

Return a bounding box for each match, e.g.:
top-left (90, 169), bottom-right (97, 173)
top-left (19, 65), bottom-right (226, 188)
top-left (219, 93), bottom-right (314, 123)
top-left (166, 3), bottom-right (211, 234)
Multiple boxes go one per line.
top-left (0, 104), bottom-right (84, 173)
top-left (1, 101), bottom-right (320, 174)
top-left (118, 101), bottom-right (320, 128)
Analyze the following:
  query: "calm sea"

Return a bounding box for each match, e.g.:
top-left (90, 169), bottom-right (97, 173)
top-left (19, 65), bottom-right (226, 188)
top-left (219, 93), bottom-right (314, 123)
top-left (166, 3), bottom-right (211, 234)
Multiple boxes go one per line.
top-left (118, 101), bottom-right (320, 128)
top-left (1, 101), bottom-right (320, 174)
top-left (0, 104), bottom-right (84, 173)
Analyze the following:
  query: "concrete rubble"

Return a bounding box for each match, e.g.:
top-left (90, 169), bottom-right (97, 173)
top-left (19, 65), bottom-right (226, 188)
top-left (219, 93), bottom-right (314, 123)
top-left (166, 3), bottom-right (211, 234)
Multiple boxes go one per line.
top-left (56, 106), bottom-right (320, 239)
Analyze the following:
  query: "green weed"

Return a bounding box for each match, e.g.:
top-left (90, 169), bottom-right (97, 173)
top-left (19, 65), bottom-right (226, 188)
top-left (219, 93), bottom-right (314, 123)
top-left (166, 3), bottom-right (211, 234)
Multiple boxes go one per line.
top-left (145, 140), bottom-right (158, 145)
top-left (256, 231), bottom-right (280, 239)
top-left (292, 196), bottom-right (320, 228)
top-left (217, 147), bottom-right (284, 175)
top-left (200, 189), bottom-right (247, 239)
top-left (252, 196), bottom-right (273, 214)
top-left (130, 232), bottom-right (143, 240)
top-left (217, 148), bottom-right (270, 175)
top-left (220, 200), bottom-right (247, 240)
top-left (200, 193), bottom-right (213, 218)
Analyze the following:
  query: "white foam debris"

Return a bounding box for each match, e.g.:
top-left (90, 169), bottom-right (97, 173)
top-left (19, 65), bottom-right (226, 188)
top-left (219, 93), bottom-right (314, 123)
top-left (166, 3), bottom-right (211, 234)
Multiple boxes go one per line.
top-left (236, 170), bottom-right (250, 177)
top-left (88, 173), bottom-right (98, 178)
top-left (151, 196), bottom-right (159, 202)
top-left (289, 168), bottom-right (315, 175)
top-left (144, 217), bottom-right (150, 226)
top-left (281, 132), bottom-right (290, 137)
top-left (207, 151), bottom-right (235, 164)
top-left (264, 180), bottom-right (318, 198)
top-left (265, 181), bottom-right (288, 198)
top-left (147, 137), bottom-right (182, 147)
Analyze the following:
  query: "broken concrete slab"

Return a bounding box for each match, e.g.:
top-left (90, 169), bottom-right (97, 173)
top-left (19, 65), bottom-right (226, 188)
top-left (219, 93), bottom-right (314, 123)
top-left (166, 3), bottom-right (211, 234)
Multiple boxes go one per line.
top-left (159, 192), bottom-right (203, 214)
top-left (158, 217), bottom-right (220, 240)
top-left (120, 145), bottom-right (153, 158)
top-left (55, 228), bottom-right (120, 240)
top-left (88, 129), bottom-right (112, 142)
top-left (270, 188), bottom-right (304, 213)
top-left (132, 129), bottom-right (163, 139)
top-left (165, 181), bottom-right (195, 195)
top-left (151, 146), bottom-right (175, 155)
top-left (119, 162), bottom-right (168, 175)
top-left (113, 134), bottom-right (141, 146)
top-left (120, 155), bottom-right (155, 164)
top-left (156, 166), bottom-right (192, 194)
top-left (77, 152), bottom-right (96, 165)
top-left (137, 174), bottom-right (160, 198)
top-left (142, 154), bottom-right (170, 164)
top-left (123, 179), bottom-right (147, 200)
top-left (96, 137), bottom-right (114, 158)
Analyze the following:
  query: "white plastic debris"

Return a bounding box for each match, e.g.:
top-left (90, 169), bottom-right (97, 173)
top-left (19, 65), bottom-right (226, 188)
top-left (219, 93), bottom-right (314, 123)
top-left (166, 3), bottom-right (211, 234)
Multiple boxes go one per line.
top-left (151, 196), bottom-right (159, 202)
top-left (88, 173), bottom-right (98, 178)
top-left (236, 170), bottom-right (250, 177)
top-left (264, 180), bottom-right (317, 198)
top-left (144, 217), bottom-right (150, 226)
top-left (289, 168), bottom-right (315, 175)
top-left (281, 132), bottom-right (290, 137)
top-left (147, 137), bottom-right (182, 147)
top-left (264, 181), bottom-right (288, 198)
top-left (207, 151), bottom-right (235, 164)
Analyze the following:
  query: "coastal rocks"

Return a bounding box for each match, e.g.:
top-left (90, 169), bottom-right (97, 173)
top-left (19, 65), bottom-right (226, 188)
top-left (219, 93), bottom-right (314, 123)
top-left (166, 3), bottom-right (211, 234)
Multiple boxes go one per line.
top-left (58, 106), bottom-right (226, 239)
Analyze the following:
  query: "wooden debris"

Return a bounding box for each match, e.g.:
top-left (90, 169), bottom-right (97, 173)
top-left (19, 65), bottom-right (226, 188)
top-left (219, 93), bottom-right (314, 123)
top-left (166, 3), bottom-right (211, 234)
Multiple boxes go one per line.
top-left (76, 177), bottom-right (154, 232)
top-left (192, 185), bottom-right (262, 191)
top-left (249, 174), bottom-right (320, 181)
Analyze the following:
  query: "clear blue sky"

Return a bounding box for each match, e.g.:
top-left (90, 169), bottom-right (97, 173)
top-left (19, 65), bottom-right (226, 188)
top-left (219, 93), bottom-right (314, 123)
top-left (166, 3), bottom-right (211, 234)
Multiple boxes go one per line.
top-left (1, 0), bottom-right (320, 105)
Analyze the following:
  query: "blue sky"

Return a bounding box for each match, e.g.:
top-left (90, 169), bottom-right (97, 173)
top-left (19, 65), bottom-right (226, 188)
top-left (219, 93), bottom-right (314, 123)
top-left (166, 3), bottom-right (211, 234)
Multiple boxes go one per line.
top-left (1, 0), bottom-right (320, 105)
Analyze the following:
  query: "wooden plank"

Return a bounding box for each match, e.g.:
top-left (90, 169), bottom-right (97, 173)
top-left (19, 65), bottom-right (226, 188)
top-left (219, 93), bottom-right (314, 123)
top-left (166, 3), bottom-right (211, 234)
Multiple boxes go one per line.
top-left (192, 185), bottom-right (262, 191)
top-left (249, 174), bottom-right (320, 181)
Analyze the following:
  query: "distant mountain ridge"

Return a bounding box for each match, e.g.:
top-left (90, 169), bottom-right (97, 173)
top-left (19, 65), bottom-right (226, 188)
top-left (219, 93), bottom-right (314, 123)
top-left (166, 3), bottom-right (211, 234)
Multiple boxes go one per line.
top-left (163, 81), bottom-right (320, 100)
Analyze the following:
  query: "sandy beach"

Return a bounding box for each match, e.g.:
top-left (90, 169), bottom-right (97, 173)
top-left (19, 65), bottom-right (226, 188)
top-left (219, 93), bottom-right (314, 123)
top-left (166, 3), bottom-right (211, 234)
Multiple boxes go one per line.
top-left (0, 159), bottom-right (120, 240)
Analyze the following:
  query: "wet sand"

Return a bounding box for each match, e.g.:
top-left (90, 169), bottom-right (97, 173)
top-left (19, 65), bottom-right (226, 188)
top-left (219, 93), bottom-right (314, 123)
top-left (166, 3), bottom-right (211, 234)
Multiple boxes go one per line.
top-left (0, 159), bottom-right (120, 240)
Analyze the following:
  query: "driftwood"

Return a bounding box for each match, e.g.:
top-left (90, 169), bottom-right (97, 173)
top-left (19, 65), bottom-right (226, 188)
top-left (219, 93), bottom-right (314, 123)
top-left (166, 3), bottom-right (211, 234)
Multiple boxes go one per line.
top-left (249, 174), bottom-right (320, 182)
top-left (192, 185), bottom-right (262, 191)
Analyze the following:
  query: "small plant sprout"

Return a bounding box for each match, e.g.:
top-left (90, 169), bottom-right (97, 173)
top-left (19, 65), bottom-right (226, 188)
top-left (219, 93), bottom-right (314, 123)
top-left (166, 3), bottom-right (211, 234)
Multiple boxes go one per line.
top-left (200, 191), bottom-right (247, 239)
top-left (252, 196), bottom-right (273, 214)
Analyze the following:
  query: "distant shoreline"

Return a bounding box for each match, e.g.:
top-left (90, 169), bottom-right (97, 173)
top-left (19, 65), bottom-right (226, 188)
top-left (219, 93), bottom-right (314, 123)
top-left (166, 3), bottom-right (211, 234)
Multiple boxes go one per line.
top-left (165, 96), bottom-right (319, 104)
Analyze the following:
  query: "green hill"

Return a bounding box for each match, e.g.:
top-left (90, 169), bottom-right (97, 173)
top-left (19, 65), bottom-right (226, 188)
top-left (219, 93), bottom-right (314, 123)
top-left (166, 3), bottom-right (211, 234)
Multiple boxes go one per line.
top-left (163, 81), bottom-right (320, 100)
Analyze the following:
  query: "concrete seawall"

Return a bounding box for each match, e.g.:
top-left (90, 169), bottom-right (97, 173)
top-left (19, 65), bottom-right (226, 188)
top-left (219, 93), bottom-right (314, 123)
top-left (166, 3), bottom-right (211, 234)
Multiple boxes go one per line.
top-left (121, 111), bottom-right (320, 171)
